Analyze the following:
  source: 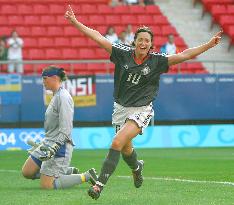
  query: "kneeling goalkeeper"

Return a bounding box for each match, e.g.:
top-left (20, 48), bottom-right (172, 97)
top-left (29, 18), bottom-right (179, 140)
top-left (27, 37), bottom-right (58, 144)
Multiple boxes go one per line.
top-left (21, 65), bottom-right (97, 189)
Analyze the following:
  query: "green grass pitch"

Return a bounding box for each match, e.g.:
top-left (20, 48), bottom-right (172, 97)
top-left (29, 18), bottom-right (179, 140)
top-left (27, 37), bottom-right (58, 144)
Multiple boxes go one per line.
top-left (0, 148), bottom-right (234, 205)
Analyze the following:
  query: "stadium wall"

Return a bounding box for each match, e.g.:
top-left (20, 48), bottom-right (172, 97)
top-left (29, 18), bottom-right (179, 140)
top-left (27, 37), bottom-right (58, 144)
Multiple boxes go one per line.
top-left (0, 125), bottom-right (234, 150)
top-left (0, 74), bottom-right (234, 123)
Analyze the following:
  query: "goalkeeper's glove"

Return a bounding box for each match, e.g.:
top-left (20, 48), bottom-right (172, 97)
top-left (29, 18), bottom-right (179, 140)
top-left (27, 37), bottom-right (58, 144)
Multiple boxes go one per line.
top-left (26, 139), bottom-right (41, 155)
top-left (39, 142), bottom-right (61, 161)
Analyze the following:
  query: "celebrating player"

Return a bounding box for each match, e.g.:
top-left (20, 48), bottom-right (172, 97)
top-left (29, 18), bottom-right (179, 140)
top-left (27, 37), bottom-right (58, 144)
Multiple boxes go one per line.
top-left (21, 65), bottom-right (98, 189)
top-left (65, 5), bottom-right (222, 199)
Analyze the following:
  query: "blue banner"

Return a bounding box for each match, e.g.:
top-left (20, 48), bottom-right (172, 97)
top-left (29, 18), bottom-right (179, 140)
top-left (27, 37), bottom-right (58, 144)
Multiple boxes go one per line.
top-left (0, 74), bottom-right (234, 122)
top-left (1, 125), bottom-right (233, 150)
top-left (0, 74), bottom-right (21, 105)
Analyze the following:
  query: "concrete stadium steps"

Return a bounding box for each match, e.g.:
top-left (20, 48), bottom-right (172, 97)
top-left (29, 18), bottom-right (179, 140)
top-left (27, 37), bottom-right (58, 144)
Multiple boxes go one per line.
top-left (155, 0), bottom-right (234, 74)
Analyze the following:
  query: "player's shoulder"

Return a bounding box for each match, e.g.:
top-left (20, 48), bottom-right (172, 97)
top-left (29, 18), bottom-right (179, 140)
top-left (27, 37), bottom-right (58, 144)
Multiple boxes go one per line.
top-left (112, 43), bottom-right (132, 52)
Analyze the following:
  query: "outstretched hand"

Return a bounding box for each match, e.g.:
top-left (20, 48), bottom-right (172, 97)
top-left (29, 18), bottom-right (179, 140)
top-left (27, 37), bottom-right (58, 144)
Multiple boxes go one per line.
top-left (208, 30), bottom-right (222, 48)
top-left (65, 5), bottom-right (77, 24)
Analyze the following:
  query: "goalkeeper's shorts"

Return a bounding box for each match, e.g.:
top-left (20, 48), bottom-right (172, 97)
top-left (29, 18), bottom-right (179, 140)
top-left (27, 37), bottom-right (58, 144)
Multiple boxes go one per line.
top-left (30, 142), bottom-right (73, 177)
top-left (112, 102), bottom-right (154, 134)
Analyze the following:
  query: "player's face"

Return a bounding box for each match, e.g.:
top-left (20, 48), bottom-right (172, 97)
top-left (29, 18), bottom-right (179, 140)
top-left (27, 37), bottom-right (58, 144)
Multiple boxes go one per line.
top-left (134, 32), bottom-right (152, 57)
top-left (42, 76), bottom-right (55, 90)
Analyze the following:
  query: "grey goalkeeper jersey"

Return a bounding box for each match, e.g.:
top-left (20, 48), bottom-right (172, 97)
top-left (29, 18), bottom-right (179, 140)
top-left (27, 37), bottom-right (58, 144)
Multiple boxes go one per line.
top-left (44, 87), bottom-right (74, 145)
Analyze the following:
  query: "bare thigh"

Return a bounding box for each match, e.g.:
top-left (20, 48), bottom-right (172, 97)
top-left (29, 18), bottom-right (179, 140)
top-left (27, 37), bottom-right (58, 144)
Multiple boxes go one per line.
top-left (111, 120), bottom-right (141, 151)
top-left (22, 157), bottom-right (40, 179)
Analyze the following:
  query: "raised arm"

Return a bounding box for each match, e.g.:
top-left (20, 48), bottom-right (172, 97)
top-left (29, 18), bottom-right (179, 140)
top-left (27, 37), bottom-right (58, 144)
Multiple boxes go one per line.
top-left (65, 5), bottom-right (112, 54)
top-left (168, 31), bottom-right (222, 66)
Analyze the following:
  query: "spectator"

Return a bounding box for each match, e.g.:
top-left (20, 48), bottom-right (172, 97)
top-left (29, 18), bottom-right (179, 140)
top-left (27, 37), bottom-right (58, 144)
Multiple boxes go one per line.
top-left (109, 0), bottom-right (123, 7)
top-left (0, 37), bottom-right (8, 61)
top-left (125, 24), bottom-right (135, 45)
top-left (144, 0), bottom-right (155, 5)
top-left (124, 0), bottom-right (139, 5)
top-left (105, 26), bottom-right (119, 43)
top-left (7, 30), bottom-right (24, 74)
top-left (116, 31), bottom-right (128, 44)
top-left (160, 34), bottom-right (178, 55)
top-left (0, 36), bottom-right (8, 72)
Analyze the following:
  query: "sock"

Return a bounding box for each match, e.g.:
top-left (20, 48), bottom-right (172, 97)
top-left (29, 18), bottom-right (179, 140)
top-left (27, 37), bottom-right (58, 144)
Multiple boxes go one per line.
top-left (97, 148), bottom-right (120, 186)
top-left (53, 173), bottom-right (89, 189)
top-left (122, 149), bottom-right (138, 170)
top-left (32, 171), bottom-right (40, 180)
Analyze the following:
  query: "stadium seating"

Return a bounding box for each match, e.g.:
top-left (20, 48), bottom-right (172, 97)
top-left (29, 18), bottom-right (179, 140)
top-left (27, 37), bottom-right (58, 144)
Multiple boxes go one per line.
top-left (199, 0), bottom-right (234, 49)
top-left (0, 0), bottom-right (206, 74)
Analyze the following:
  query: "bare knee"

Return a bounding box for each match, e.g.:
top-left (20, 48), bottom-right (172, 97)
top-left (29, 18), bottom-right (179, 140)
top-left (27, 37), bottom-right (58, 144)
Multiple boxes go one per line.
top-left (111, 138), bottom-right (123, 150)
top-left (21, 166), bottom-right (34, 179)
top-left (121, 146), bottom-right (133, 156)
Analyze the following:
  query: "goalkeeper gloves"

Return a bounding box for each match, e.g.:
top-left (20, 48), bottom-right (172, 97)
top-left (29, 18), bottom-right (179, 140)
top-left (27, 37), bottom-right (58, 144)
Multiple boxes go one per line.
top-left (39, 142), bottom-right (61, 161)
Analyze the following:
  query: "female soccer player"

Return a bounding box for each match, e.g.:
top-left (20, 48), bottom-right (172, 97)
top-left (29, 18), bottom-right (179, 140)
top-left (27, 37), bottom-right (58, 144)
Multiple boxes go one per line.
top-left (21, 65), bottom-right (97, 189)
top-left (65, 5), bottom-right (222, 199)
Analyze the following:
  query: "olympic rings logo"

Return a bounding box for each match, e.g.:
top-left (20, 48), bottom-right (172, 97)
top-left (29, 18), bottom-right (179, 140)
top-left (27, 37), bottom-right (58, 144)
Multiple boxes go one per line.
top-left (19, 131), bottom-right (44, 144)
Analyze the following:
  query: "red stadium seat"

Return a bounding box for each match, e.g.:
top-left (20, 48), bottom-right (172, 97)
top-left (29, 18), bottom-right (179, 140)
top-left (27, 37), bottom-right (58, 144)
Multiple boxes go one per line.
top-left (145, 5), bottom-right (161, 14)
top-left (62, 48), bottom-right (79, 59)
top-left (31, 26), bottom-right (47, 36)
top-left (0, 16), bottom-right (9, 26)
top-left (0, 4), bottom-right (17, 14)
top-left (0, 26), bottom-right (12, 36)
top-left (227, 5), bottom-right (234, 15)
top-left (38, 37), bottom-right (54, 48)
top-left (89, 15), bottom-right (106, 25)
top-left (24, 37), bottom-right (38, 48)
top-left (129, 5), bottom-right (145, 14)
top-left (106, 15), bottom-right (121, 25)
top-left (56, 15), bottom-right (70, 25)
top-left (161, 26), bottom-right (177, 36)
top-left (55, 37), bottom-right (70, 47)
top-left (153, 15), bottom-right (169, 25)
top-left (151, 26), bottom-right (162, 36)
top-left (95, 48), bottom-right (109, 59)
top-left (28, 49), bottom-right (46, 60)
top-left (64, 26), bottom-right (79, 36)
top-left (49, 4), bottom-right (65, 14)
top-left (45, 49), bottom-right (62, 59)
top-left (218, 15), bottom-right (234, 33)
top-left (121, 15), bottom-right (138, 25)
top-left (137, 15), bottom-right (154, 25)
top-left (80, 4), bottom-right (97, 14)
top-left (79, 48), bottom-right (96, 59)
top-left (17, 4), bottom-right (33, 15)
top-left (97, 5), bottom-right (113, 14)
top-left (40, 15), bottom-right (57, 25)
top-left (33, 4), bottom-right (48, 14)
top-left (16, 26), bottom-right (31, 37)
top-left (8, 15), bottom-right (24, 25)
top-left (174, 36), bottom-right (187, 48)
top-left (47, 27), bottom-right (64, 36)
top-left (113, 6), bottom-right (130, 14)
top-left (24, 15), bottom-right (41, 25)
top-left (70, 37), bottom-right (88, 47)
top-left (87, 38), bottom-right (98, 47)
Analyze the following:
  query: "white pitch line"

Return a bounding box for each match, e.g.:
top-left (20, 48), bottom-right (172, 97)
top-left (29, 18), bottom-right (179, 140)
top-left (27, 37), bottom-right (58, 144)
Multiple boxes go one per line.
top-left (0, 169), bottom-right (19, 173)
top-left (118, 176), bottom-right (234, 187)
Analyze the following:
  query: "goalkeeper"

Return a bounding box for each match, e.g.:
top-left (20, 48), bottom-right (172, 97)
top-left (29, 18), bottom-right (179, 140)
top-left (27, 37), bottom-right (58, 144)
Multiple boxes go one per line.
top-left (21, 65), bottom-right (97, 189)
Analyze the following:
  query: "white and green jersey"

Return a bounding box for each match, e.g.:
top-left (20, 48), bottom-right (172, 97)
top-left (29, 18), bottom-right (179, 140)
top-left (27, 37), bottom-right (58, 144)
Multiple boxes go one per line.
top-left (44, 87), bottom-right (74, 145)
top-left (110, 43), bottom-right (169, 107)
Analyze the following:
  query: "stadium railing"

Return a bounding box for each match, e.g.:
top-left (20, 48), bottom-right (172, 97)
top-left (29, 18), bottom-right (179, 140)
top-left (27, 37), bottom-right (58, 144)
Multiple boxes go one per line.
top-left (0, 59), bottom-right (234, 74)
